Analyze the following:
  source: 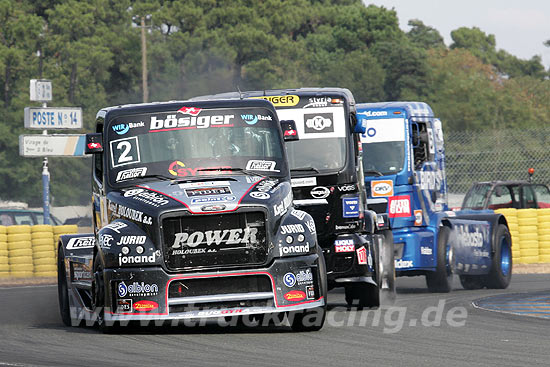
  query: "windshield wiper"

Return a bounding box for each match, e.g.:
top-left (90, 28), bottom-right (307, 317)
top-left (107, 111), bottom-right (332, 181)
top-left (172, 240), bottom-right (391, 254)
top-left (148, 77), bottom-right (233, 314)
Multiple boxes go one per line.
top-left (363, 170), bottom-right (384, 177)
top-left (290, 167), bottom-right (320, 173)
top-left (122, 174), bottom-right (172, 182)
top-left (195, 167), bottom-right (266, 177)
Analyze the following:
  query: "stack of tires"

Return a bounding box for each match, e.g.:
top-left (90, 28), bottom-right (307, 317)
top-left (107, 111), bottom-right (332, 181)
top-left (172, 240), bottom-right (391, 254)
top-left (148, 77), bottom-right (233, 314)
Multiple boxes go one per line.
top-left (53, 225), bottom-right (78, 255)
top-left (7, 225), bottom-right (34, 277)
top-left (495, 209), bottom-right (520, 263)
top-left (32, 225), bottom-right (57, 277)
top-left (0, 226), bottom-right (8, 278)
top-left (517, 209), bottom-right (539, 264)
top-left (538, 208), bottom-right (550, 263)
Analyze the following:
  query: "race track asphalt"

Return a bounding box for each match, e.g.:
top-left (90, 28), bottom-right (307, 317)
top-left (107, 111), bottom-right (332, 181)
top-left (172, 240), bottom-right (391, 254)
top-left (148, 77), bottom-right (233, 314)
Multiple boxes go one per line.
top-left (1, 274), bottom-right (549, 367)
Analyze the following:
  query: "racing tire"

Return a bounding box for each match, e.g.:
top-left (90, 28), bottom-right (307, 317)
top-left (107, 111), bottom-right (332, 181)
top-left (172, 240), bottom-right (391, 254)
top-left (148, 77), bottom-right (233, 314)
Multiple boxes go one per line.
top-left (57, 247), bottom-right (73, 327)
top-left (92, 254), bottom-right (118, 333)
top-left (289, 246), bottom-right (327, 332)
top-left (459, 275), bottom-right (485, 290)
top-left (377, 230), bottom-right (396, 306)
top-left (484, 224), bottom-right (512, 289)
top-left (426, 226), bottom-right (453, 293)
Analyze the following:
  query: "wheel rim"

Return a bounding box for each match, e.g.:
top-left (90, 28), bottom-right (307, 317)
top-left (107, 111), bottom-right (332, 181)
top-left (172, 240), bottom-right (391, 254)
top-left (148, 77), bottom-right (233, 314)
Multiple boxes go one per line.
top-left (500, 236), bottom-right (511, 277)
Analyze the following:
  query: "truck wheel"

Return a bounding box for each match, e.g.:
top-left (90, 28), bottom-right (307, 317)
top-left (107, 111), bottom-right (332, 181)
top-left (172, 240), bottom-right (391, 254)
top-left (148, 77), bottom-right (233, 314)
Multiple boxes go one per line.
top-left (92, 255), bottom-right (117, 333)
top-left (459, 275), bottom-right (485, 290)
top-left (290, 246), bottom-right (327, 332)
top-left (57, 245), bottom-right (72, 327)
top-left (426, 226), bottom-right (453, 293)
top-left (485, 224), bottom-right (512, 289)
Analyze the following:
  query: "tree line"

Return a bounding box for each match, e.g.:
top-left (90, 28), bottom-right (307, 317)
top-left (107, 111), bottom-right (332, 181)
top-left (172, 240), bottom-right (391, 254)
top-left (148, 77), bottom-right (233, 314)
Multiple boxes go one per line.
top-left (1, 0), bottom-right (549, 205)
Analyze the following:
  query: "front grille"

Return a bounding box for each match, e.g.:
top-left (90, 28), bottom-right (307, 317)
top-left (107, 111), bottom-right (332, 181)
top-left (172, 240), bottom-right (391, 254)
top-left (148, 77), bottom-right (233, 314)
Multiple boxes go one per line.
top-left (329, 255), bottom-right (354, 273)
top-left (168, 275), bottom-right (272, 298)
top-left (162, 211), bottom-right (268, 270)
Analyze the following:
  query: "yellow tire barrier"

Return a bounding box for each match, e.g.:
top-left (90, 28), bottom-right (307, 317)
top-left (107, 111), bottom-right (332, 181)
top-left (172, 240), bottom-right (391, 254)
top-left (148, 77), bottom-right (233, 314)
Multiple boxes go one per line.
top-left (6, 225), bottom-right (31, 234)
top-left (0, 250), bottom-right (7, 257)
top-left (519, 240), bottom-right (538, 249)
top-left (9, 249), bottom-right (32, 257)
top-left (33, 250), bottom-right (55, 260)
top-left (10, 271), bottom-right (34, 278)
top-left (538, 235), bottom-right (550, 242)
top-left (33, 245), bottom-right (53, 253)
top-left (518, 218), bottom-right (538, 226)
top-left (31, 225), bottom-right (53, 233)
top-left (34, 257), bottom-right (56, 265)
top-left (7, 241), bottom-right (32, 251)
top-left (539, 241), bottom-right (550, 249)
top-left (518, 225), bottom-right (537, 234)
top-left (7, 233), bottom-right (32, 242)
top-left (32, 238), bottom-right (54, 247)
top-left (0, 257), bottom-right (8, 265)
top-left (519, 256), bottom-right (539, 264)
top-left (0, 226), bottom-right (6, 234)
top-left (53, 225), bottom-right (78, 234)
top-left (31, 232), bottom-right (54, 240)
top-left (539, 248), bottom-right (550, 255)
top-left (34, 271), bottom-right (57, 277)
top-left (0, 242), bottom-right (7, 251)
top-left (518, 233), bottom-right (538, 241)
top-left (34, 264), bottom-right (57, 272)
top-left (538, 228), bottom-right (550, 236)
top-left (0, 272), bottom-right (10, 278)
top-left (9, 264), bottom-right (33, 271)
top-left (520, 248), bottom-right (539, 257)
top-left (539, 255), bottom-right (550, 263)
top-left (0, 264), bottom-right (9, 272)
top-left (518, 209), bottom-right (538, 218)
top-left (0, 234), bottom-right (6, 242)
top-left (9, 256), bottom-right (34, 265)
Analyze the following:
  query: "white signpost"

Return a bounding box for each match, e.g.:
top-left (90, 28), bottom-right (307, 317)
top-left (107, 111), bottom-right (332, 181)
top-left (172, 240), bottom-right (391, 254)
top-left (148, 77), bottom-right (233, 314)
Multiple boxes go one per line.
top-left (20, 79), bottom-right (85, 224)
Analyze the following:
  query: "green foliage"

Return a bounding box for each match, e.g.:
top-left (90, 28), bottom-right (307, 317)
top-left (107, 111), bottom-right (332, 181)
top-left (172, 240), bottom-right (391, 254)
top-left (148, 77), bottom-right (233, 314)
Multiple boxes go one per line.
top-left (0, 0), bottom-right (548, 206)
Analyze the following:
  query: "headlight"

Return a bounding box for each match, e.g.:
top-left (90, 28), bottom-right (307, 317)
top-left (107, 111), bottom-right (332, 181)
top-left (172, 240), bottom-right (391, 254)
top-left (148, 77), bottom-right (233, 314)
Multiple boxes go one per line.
top-left (285, 235), bottom-right (293, 244)
top-left (297, 234), bottom-right (305, 242)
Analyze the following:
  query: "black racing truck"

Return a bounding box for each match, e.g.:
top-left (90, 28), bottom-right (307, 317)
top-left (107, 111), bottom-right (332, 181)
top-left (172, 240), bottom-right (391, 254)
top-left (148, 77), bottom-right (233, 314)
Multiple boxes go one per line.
top-left (191, 88), bottom-right (395, 308)
top-left (57, 99), bottom-right (328, 331)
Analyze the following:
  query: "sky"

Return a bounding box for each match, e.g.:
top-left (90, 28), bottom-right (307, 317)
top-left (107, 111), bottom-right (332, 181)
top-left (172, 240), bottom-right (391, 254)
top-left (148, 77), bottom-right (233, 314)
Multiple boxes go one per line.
top-left (365, 0), bottom-right (550, 69)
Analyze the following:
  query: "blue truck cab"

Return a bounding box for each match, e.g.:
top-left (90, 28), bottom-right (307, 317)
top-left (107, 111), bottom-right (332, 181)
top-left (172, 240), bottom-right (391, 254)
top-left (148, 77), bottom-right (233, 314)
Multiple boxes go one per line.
top-left (356, 102), bottom-right (512, 292)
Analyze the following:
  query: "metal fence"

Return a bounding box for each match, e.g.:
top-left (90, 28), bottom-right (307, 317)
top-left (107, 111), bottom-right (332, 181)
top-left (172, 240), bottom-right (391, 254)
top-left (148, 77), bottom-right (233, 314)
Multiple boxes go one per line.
top-left (445, 127), bottom-right (550, 195)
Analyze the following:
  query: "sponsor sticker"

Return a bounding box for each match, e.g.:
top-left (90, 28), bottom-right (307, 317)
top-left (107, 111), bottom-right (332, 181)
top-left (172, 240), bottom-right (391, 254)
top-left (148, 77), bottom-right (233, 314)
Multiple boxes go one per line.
top-left (280, 224), bottom-right (305, 234)
top-left (118, 281), bottom-right (159, 297)
top-left (123, 188), bottom-right (169, 207)
top-left (371, 180), bottom-right (394, 197)
top-left (388, 195), bottom-right (411, 218)
top-left (356, 246), bottom-right (367, 265)
top-left (99, 234), bottom-right (114, 248)
top-left (133, 300), bottom-right (159, 312)
top-left (116, 299), bottom-right (132, 313)
top-left (303, 97), bottom-right (331, 108)
top-left (421, 246), bottom-right (432, 255)
top-left (306, 285), bottom-right (315, 300)
top-left (342, 197), bottom-right (360, 218)
top-left (283, 272), bottom-right (296, 287)
top-left (250, 191), bottom-right (270, 200)
top-left (245, 159), bottom-right (279, 172)
top-left (118, 253), bottom-right (157, 266)
top-left (190, 195), bottom-right (236, 204)
top-left (290, 209), bottom-right (307, 220)
top-left (150, 111), bottom-right (234, 131)
top-left (395, 259), bottom-right (414, 269)
top-left (296, 269), bottom-right (313, 285)
top-left (291, 177), bottom-right (317, 187)
top-left (103, 222), bottom-right (128, 233)
top-left (116, 167), bottom-right (147, 182)
top-left (66, 237), bottom-right (95, 250)
top-left (111, 121), bottom-right (145, 135)
top-left (251, 95), bottom-right (299, 106)
top-left (414, 210), bottom-right (423, 226)
top-left (284, 290), bottom-right (306, 302)
top-left (110, 136), bottom-right (141, 168)
top-left (185, 186), bottom-right (231, 197)
top-left (310, 186), bottom-right (330, 199)
top-left (334, 239), bottom-right (355, 253)
top-left (171, 228), bottom-right (258, 253)
top-left (304, 113), bottom-right (334, 133)
top-left (273, 192), bottom-right (293, 216)
top-left (279, 243), bottom-right (309, 256)
top-left (240, 113), bottom-right (272, 125)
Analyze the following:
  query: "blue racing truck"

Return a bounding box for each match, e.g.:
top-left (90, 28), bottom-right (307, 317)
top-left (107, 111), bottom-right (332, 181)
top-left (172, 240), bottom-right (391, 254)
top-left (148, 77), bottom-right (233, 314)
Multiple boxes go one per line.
top-left (356, 102), bottom-right (512, 292)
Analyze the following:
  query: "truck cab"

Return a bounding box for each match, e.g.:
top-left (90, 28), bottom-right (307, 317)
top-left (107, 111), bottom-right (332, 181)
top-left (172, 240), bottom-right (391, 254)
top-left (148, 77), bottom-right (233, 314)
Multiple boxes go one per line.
top-left (357, 102), bottom-right (511, 292)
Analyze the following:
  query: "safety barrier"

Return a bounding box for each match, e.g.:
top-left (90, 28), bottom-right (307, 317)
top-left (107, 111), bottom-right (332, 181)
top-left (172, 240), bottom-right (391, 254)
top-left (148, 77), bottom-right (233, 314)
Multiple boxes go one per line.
top-left (495, 208), bottom-right (550, 264)
top-left (0, 224), bottom-right (78, 278)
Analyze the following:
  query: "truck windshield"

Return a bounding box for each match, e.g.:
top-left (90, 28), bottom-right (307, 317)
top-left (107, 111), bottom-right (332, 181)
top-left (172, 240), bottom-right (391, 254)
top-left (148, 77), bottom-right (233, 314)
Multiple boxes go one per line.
top-left (277, 105), bottom-right (347, 173)
top-left (360, 117), bottom-right (406, 176)
top-left (106, 106), bottom-right (286, 184)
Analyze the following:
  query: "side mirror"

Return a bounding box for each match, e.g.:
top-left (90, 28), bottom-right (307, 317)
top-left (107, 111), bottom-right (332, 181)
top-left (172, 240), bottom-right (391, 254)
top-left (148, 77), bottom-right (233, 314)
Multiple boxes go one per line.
top-left (85, 133), bottom-right (103, 154)
top-left (354, 116), bottom-right (366, 134)
top-left (280, 120), bottom-right (299, 141)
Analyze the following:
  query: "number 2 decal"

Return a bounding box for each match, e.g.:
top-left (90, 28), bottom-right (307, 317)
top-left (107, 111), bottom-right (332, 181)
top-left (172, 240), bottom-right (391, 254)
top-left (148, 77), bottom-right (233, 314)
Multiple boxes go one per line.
top-left (110, 137), bottom-right (141, 167)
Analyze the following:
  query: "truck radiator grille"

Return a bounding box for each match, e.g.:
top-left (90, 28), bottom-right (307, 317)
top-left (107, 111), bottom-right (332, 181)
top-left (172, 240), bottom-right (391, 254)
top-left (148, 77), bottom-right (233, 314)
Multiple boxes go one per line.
top-left (162, 211), bottom-right (268, 270)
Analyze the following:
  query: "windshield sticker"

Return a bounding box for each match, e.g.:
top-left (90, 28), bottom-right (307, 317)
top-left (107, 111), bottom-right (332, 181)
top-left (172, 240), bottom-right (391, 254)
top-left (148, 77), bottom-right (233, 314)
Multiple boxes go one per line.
top-left (303, 97), bottom-right (331, 109)
top-left (112, 121), bottom-right (145, 135)
top-left (149, 112), bottom-right (235, 131)
top-left (291, 177), bottom-right (317, 187)
top-left (276, 107), bottom-right (345, 140)
top-left (116, 167), bottom-right (147, 182)
top-left (360, 118), bottom-right (405, 143)
top-left (185, 187), bottom-right (232, 197)
top-left (168, 161), bottom-right (231, 177)
top-left (246, 160), bottom-right (279, 172)
top-left (251, 95), bottom-right (299, 106)
top-left (178, 181), bottom-right (232, 189)
top-left (342, 197), bottom-right (360, 218)
top-left (371, 180), bottom-right (394, 197)
top-left (110, 137), bottom-right (141, 168)
top-left (240, 113), bottom-right (273, 125)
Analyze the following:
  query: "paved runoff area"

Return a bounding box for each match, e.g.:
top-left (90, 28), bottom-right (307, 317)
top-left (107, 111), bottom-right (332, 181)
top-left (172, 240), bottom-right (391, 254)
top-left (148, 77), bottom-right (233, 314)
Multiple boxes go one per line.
top-left (474, 292), bottom-right (550, 319)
